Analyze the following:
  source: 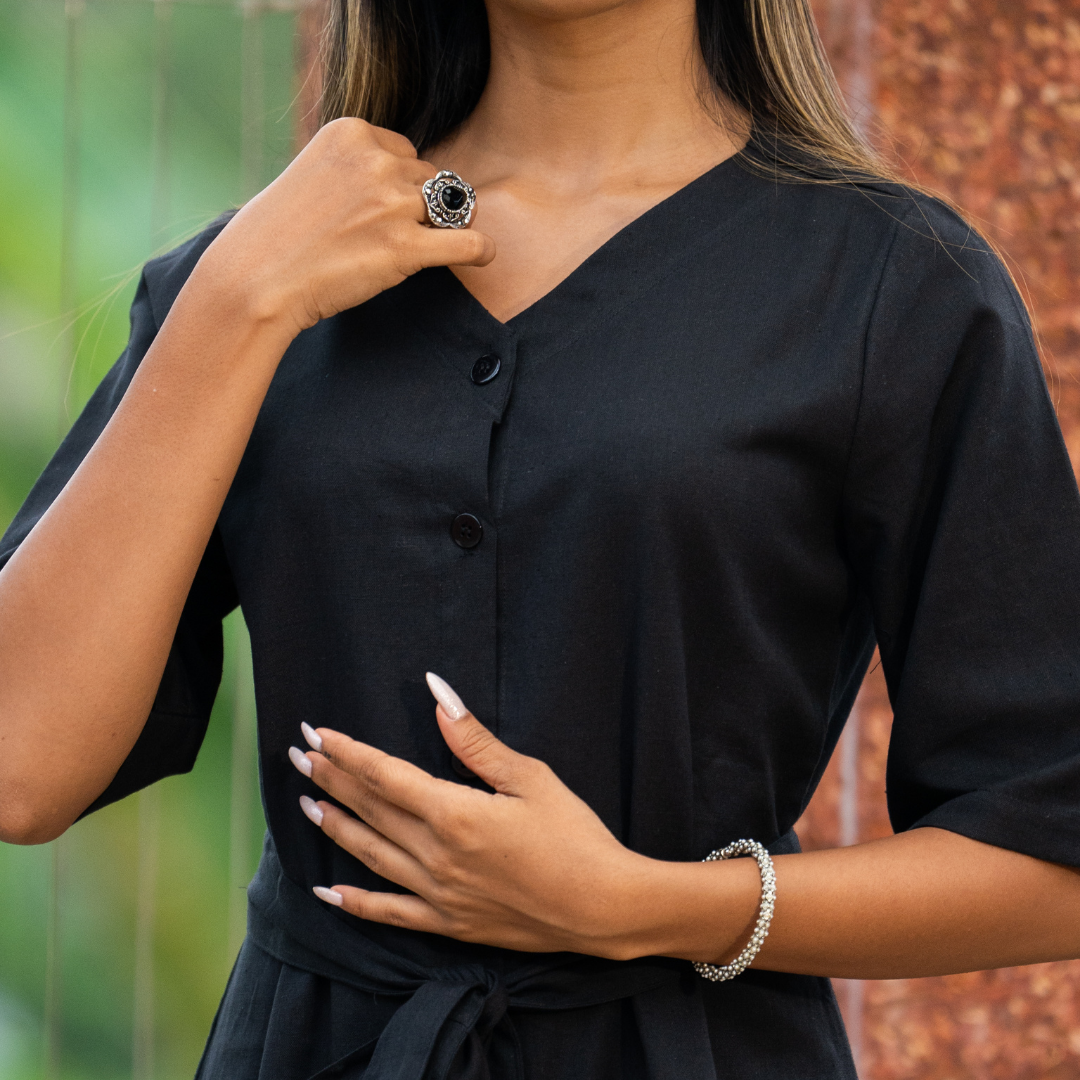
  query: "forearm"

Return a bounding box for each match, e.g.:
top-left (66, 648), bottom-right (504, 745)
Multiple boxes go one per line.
top-left (639, 826), bottom-right (1080, 978)
top-left (0, 262), bottom-right (293, 843)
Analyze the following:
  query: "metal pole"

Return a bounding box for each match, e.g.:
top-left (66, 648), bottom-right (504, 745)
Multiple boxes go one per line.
top-left (228, 616), bottom-right (258, 962)
top-left (150, 0), bottom-right (173, 249)
top-left (45, 1), bottom-right (86, 1071)
top-left (826, 0), bottom-right (877, 141)
top-left (240, 0), bottom-right (265, 201)
top-left (131, 7), bottom-right (172, 1074)
top-left (226, 0), bottom-right (265, 965)
top-left (43, 839), bottom-right (63, 1080)
top-left (132, 787), bottom-right (160, 1080)
top-left (59, 0), bottom-right (84, 435)
top-left (836, 707), bottom-right (863, 1075)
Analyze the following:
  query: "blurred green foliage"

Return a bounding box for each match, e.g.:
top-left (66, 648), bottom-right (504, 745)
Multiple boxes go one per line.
top-left (0, 0), bottom-right (302, 1075)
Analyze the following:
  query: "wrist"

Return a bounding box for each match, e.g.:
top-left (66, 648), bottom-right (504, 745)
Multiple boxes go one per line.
top-left (187, 235), bottom-right (306, 347)
top-left (605, 852), bottom-right (762, 964)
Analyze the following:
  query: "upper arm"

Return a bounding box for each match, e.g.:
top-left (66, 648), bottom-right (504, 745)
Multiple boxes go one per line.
top-left (842, 199), bottom-right (1080, 869)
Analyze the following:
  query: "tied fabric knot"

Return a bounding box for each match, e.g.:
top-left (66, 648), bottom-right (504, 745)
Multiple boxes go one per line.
top-left (363, 965), bottom-right (519, 1080)
top-left (242, 834), bottom-right (805, 1080)
top-left (362, 966), bottom-right (519, 1080)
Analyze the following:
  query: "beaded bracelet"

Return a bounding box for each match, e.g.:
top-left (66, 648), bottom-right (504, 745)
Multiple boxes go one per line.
top-left (692, 839), bottom-right (776, 982)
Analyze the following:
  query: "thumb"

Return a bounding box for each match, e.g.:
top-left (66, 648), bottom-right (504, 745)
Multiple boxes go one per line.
top-left (425, 672), bottom-right (528, 794)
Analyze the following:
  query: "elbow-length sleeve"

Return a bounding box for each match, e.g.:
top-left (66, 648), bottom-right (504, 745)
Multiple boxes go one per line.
top-left (0, 219), bottom-right (238, 814)
top-left (843, 196), bottom-right (1080, 869)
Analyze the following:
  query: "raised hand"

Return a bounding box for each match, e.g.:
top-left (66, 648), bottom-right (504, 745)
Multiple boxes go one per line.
top-left (196, 118), bottom-right (496, 339)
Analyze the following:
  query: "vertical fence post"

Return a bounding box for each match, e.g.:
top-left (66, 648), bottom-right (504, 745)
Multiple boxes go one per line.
top-left (240, 0), bottom-right (264, 201)
top-left (45, 0), bottom-right (86, 1073)
top-left (228, 617), bottom-right (258, 962)
top-left (823, 0), bottom-right (877, 140)
top-left (132, 8), bottom-right (172, 1076)
top-left (43, 840), bottom-right (64, 1080)
top-left (226, 0), bottom-right (265, 968)
top-left (59, 0), bottom-right (84, 434)
top-left (836, 709), bottom-right (863, 1074)
top-left (294, 0), bottom-right (324, 150)
top-left (132, 788), bottom-right (159, 1080)
top-left (150, 0), bottom-right (172, 250)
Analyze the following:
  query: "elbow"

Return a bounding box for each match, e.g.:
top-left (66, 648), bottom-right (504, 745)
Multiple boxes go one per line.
top-left (0, 797), bottom-right (74, 846)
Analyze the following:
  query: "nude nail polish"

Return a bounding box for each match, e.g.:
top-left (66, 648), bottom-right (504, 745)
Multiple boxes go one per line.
top-left (425, 672), bottom-right (467, 720)
top-left (301, 722), bottom-right (323, 752)
top-left (289, 745), bottom-right (313, 777)
top-left (299, 795), bottom-right (323, 825)
top-left (313, 886), bottom-right (343, 906)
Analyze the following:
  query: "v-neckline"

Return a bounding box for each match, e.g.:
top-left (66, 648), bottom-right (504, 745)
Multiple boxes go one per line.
top-left (441, 147), bottom-right (750, 330)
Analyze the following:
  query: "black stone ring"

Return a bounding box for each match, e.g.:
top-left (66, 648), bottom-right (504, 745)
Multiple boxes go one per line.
top-left (423, 170), bottom-right (476, 229)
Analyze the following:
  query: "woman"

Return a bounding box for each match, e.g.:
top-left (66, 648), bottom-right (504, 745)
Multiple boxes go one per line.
top-left (1, 0), bottom-right (1079, 1073)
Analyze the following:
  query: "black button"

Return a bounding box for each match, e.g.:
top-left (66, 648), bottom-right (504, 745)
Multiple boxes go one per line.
top-left (451, 513), bottom-right (483, 549)
top-left (471, 354), bottom-right (501, 385)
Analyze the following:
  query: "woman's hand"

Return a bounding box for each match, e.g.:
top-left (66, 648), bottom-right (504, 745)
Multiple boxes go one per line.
top-left (195, 118), bottom-right (495, 339)
top-left (287, 674), bottom-right (668, 959)
top-left (287, 674), bottom-right (1080, 977)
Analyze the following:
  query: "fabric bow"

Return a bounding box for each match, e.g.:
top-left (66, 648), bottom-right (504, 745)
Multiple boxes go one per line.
top-left (247, 847), bottom-right (720, 1080)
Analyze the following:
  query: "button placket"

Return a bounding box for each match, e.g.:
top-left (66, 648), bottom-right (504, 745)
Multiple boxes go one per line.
top-left (423, 322), bottom-right (518, 738)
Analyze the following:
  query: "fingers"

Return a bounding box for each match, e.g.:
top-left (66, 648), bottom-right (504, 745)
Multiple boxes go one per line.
top-left (307, 798), bottom-right (434, 896)
top-left (368, 123), bottom-right (419, 160)
top-left (317, 883), bottom-right (447, 934)
top-left (299, 728), bottom-right (446, 822)
top-left (311, 757), bottom-right (434, 854)
top-left (319, 116), bottom-right (418, 160)
top-left (425, 673), bottom-right (538, 796)
top-left (416, 226), bottom-right (497, 268)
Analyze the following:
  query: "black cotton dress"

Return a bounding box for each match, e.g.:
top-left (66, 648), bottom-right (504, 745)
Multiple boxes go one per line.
top-left (4, 152), bottom-right (1080, 1080)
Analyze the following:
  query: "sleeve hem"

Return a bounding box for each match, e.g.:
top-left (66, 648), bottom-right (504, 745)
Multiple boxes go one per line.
top-left (78, 705), bottom-right (212, 818)
top-left (906, 790), bottom-right (1080, 869)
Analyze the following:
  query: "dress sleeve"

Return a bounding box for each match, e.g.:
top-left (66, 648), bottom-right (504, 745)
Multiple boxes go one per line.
top-left (0, 219), bottom-right (238, 814)
top-left (843, 195), bottom-right (1080, 869)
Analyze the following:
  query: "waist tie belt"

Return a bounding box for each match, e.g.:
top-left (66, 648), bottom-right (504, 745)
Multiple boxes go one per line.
top-left (247, 830), bottom-right (801, 1080)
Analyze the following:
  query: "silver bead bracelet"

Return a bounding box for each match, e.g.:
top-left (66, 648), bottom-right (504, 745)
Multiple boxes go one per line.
top-left (692, 839), bottom-right (776, 982)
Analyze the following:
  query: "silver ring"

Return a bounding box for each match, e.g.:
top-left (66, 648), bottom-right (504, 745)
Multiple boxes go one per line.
top-left (423, 170), bottom-right (476, 229)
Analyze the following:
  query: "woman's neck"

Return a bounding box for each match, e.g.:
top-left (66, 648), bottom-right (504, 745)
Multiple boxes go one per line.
top-left (430, 0), bottom-right (745, 322)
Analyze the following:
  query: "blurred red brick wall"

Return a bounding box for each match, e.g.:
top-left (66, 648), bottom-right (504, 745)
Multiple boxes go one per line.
top-left (802, 1), bottom-right (1080, 1076)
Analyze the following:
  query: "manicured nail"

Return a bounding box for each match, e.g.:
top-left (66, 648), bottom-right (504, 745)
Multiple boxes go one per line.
top-left (299, 795), bottom-right (323, 826)
top-left (301, 722), bottom-right (323, 752)
top-left (313, 886), bottom-right (343, 906)
top-left (288, 745), bottom-right (313, 777)
top-left (425, 672), bottom-right (467, 721)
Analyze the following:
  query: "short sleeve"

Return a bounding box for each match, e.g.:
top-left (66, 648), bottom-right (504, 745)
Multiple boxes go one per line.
top-left (843, 196), bottom-right (1080, 868)
top-left (0, 217), bottom-right (239, 814)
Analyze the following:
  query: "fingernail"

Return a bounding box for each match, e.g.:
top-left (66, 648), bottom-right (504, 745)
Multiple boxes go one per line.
top-left (313, 886), bottom-right (343, 906)
top-left (299, 795), bottom-right (324, 826)
top-left (289, 745), bottom-right (313, 777)
top-left (301, 722), bottom-right (323, 752)
top-left (425, 672), bottom-right (467, 721)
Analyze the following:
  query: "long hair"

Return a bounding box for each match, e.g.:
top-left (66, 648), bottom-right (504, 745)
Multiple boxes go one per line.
top-left (317, 0), bottom-right (898, 184)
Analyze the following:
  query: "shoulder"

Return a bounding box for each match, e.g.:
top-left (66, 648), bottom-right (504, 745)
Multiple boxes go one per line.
top-left (141, 210), bottom-right (238, 328)
top-left (754, 171), bottom-right (1007, 285)
top-left (765, 175), bottom-right (1027, 335)
top-left (856, 186), bottom-right (1030, 350)
top-left (875, 186), bottom-right (1013, 299)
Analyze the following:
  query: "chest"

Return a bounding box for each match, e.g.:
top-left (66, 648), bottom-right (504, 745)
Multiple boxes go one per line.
top-left (227, 275), bottom-right (862, 559)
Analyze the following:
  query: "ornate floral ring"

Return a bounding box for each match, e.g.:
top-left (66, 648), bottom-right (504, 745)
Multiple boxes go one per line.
top-left (422, 170), bottom-right (476, 229)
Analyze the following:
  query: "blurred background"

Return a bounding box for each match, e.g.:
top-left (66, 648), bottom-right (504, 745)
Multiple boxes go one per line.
top-left (0, 0), bottom-right (1077, 1077)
